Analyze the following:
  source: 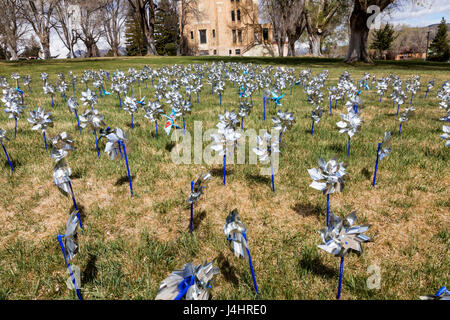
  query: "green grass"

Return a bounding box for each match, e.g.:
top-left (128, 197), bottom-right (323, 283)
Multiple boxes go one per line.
top-left (0, 56), bottom-right (449, 300)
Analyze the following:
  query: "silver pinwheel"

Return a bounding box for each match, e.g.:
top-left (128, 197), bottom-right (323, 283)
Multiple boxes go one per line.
top-left (155, 260), bottom-right (219, 300)
top-left (372, 131), bottom-right (392, 187)
top-left (308, 156), bottom-right (347, 226)
top-left (398, 106), bottom-right (415, 137)
top-left (56, 210), bottom-right (82, 300)
top-left (79, 109), bottom-right (105, 157)
top-left (27, 107), bottom-right (53, 149)
top-left (252, 132), bottom-right (280, 192)
top-left (187, 172), bottom-right (211, 233)
top-left (272, 109), bottom-right (295, 143)
top-left (104, 128), bottom-right (133, 196)
top-left (80, 88), bottom-right (97, 110)
top-left (68, 97), bottom-right (82, 132)
top-left (123, 96), bottom-right (139, 129)
top-left (144, 100), bottom-right (164, 141)
top-left (224, 209), bottom-right (259, 295)
top-left (336, 109), bottom-right (362, 157)
top-left (317, 211), bottom-right (371, 299)
top-left (211, 125), bottom-right (241, 185)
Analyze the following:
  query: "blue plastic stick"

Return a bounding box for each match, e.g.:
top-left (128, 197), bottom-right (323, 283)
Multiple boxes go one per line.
top-left (270, 161), bottom-right (275, 193)
top-left (68, 181), bottom-right (83, 230)
top-left (241, 118), bottom-right (244, 130)
top-left (410, 94), bottom-right (414, 105)
top-left (348, 136), bottom-right (351, 157)
top-left (190, 181), bottom-right (194, 234)
top-left (311, 120), bottom-right (314, 136)
top-left (399, 123), bottom-right (402, 137)
top-left (326, 194), bottom-right (330, 226)
top-left (223, 154), bottom-right (226, 185)
top-left (336, 256), bottom-right (344, 299)
top-left (131, 114), bottom-right (134, 129)
top-left (396, 103), bottom-right (400, 116)
top-left (197, 92), bottom-right (199, 103)
top-left (155, 120), bottom-right (159, 141)
top-left (118, 93), bottom-right (122, 108)
top-left (372, 143), bottom-right (381, 187)
top-left (43, 131), bottom-right (47, 150)
top-left (335, 99), bottom-right (337, 109)
top-left (183, 116), bottom-right (186, 134)
top-left (56, 235), bottom-right (82, 300)
top-left (330, 97), bottom-right (332, 115)
top-left (74, 110), bottom-right (81, 133)
top-left (93, 130), bottom-right (99, 157)
top-left (120, 141), bottom-right (133, 196)
top-left (425, 90), bottom-right (428, 98)
top-left (393, 101), bottom-right (395, 109)
top-left (14, 117), bottom-right (17, 139)
top-left (51, 95), bottom-right (54, 108)
top-left (219, 92), bottom-right (222, 106)
top-left (242, 232), bottom-right (259, 295)
top-left (2, 143), bottom-right (14, 173)
top-left (263, 96), bottom-right (266, 120)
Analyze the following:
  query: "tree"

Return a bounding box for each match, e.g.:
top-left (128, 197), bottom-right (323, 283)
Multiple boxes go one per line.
top-left (303, 0), bottom-right (348, 56)
top-left (154, 0), bottom-right (178, 55)
top-left (428, 17), bottom-right (449, 61)
top-left (52, 0), bottom-right (80, 58)
top-left (260, 0), bottom-right (289, 57)
top-left (20, 0), bottom-right (58, 59)
top-left (127, 0), bottom-right (158, 55)
top-left (102, 0), bottom-right (127, 57)
top-left (285, 0), bottom-right (306, 56)
top-left (0, 0), bottom-right (28, 60)
top-left (125, 4), bottom-right (146, 55)
top-left (78, 1), bottom-right (105, 57)
top-left (370, 23), bottom-right (396, 59)
top-left (174, 0), bottom-right (200, 56)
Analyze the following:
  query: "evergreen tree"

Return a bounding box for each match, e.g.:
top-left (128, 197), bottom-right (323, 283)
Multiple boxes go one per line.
top-left (125, 6), bottom-right (147, 56)
top-left (154, 0), bottom-right (179, 56)
top-left (370, 23), bottom-right (396, 59)
top-left (428, 17), bottom-right (450, 62)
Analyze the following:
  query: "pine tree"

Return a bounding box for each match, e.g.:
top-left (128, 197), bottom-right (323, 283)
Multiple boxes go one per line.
top-left (370, 23), bottom-right (396, 59)
top-left (154, 0), bottom-right (179, 56)
top-left (428, 18), bottom-right (450, 62)
top-left (125, 6), bottom-right (147, 56)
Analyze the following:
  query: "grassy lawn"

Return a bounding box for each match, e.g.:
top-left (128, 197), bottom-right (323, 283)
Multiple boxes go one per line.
top-left (0, 56), bottom-right (448, 300)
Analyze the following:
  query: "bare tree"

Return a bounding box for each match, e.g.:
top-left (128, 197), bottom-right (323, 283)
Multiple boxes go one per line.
top-left (0, 0), bottom-right (28, 60)
top-left (78, 1), bottom-right (105, 57)
top-left (20, 0), bottom-right (58, 59)
top-left (303, 0), bottom-right (346, 56)
top-left (127, 0), bottom-right (157, 55)
top-left (52, 0), bottom-right (80, 58)
top-left (285, 0), bottom-right (306, 56)
top-left (102, 0), bottom-right (127, 57)
top-left (261, 0), bottom-right (289, 57)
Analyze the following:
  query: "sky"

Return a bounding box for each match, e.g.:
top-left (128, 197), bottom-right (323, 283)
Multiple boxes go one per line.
top-left (48, 0), bottom-right (450, 58)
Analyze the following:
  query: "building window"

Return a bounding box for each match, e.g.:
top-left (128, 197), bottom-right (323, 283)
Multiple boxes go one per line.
top-left (232, 30), bottom-right (236, 44)
top-left (237, 9), bottom-right (240, 21)
top-left (229, 50), bottom-right (232, 55)
top-left (214, 49), bottom-right (217, 55)
top-left (238, 30), bottom-right (242, 43)
top-left (235, 49), bottom-right (241, 55)
top-left (199, 29), bottom-right (207, 44)
top-left (231, 11), bottom-right (235, 21)
top-left (190, 31), bottom-right (194, 40)
top-left (263, 28), bottom-right (269, 41)
top-left (212, 29), bottom-right (215, 38)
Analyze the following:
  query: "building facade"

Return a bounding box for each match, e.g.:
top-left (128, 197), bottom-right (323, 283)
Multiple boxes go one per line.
top-left (181, 0), bottom-right (273, 56)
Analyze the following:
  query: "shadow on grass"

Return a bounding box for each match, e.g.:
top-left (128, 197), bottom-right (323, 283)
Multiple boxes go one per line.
top-left (4, 158), bottom-right (22, 170)
top-left (82, 253), bottom-right (98, 284)
top-left (115, 175), bottom-right (135, 186)
top-left (165, 142), bottom-right (175, 152)
top-left (361, 167), bottom-right (372, 180)
top-left (245, 172), bottom-right (271, 185)
top-left (127, 122), bottom-right (141, 129)
top-left (292, 202), bottom-right (321, 218)
top-left (297, 255), bottom-right (336, 279)
top-left (210, 167), bottom-right (233, 178)
top-left (216, 252), bottom-right (239, 286)
top-left (326, 143), bottom-right (345, 153)
top-left (192, 210), bottom-right (206, 232)
top-left (71, 168), bottom-right (83, 179)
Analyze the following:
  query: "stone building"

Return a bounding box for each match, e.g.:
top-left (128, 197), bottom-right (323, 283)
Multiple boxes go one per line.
top-left (180, 0), bottom-right (277, 56)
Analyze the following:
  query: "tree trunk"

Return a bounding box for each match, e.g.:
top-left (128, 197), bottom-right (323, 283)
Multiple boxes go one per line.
top-left (309, 33), bottom-right (322, 56)
top-left (7, 44), bottom-right (18, 60)
top-left (345, 2), bottom-right (372, 63)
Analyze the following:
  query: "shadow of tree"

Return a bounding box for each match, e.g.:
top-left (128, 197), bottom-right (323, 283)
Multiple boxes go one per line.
top-left (297, 255), bottom-right (336, 279)
top-left (245, 172), bottom-right (271, 185)
top-left (82, 254), bottom-right (98, 284)
top-left (361, 167), bottom-right (372, 180)
top-left (115, 175), bottom-right (135, 186)
top-left (192, 210), bottom-right (206, 231)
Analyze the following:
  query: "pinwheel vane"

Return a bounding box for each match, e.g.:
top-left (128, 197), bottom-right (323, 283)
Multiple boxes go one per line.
top-left (308, 156), bottom-right (347, 226)
top-left (79, 109), bottom-right (105, 157)
top-left (224, 209), bottom-right (259, 295)
top-left (155, 260), bottom-right (219, 300)
top-left (317, 211), bottom-right (370, 299)
top-left (252, 132), bottom-right (280, 192)
top-left (336, 109), bottom-right (362, 157)
top-left (441, 125), bottom-right (450, 147)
